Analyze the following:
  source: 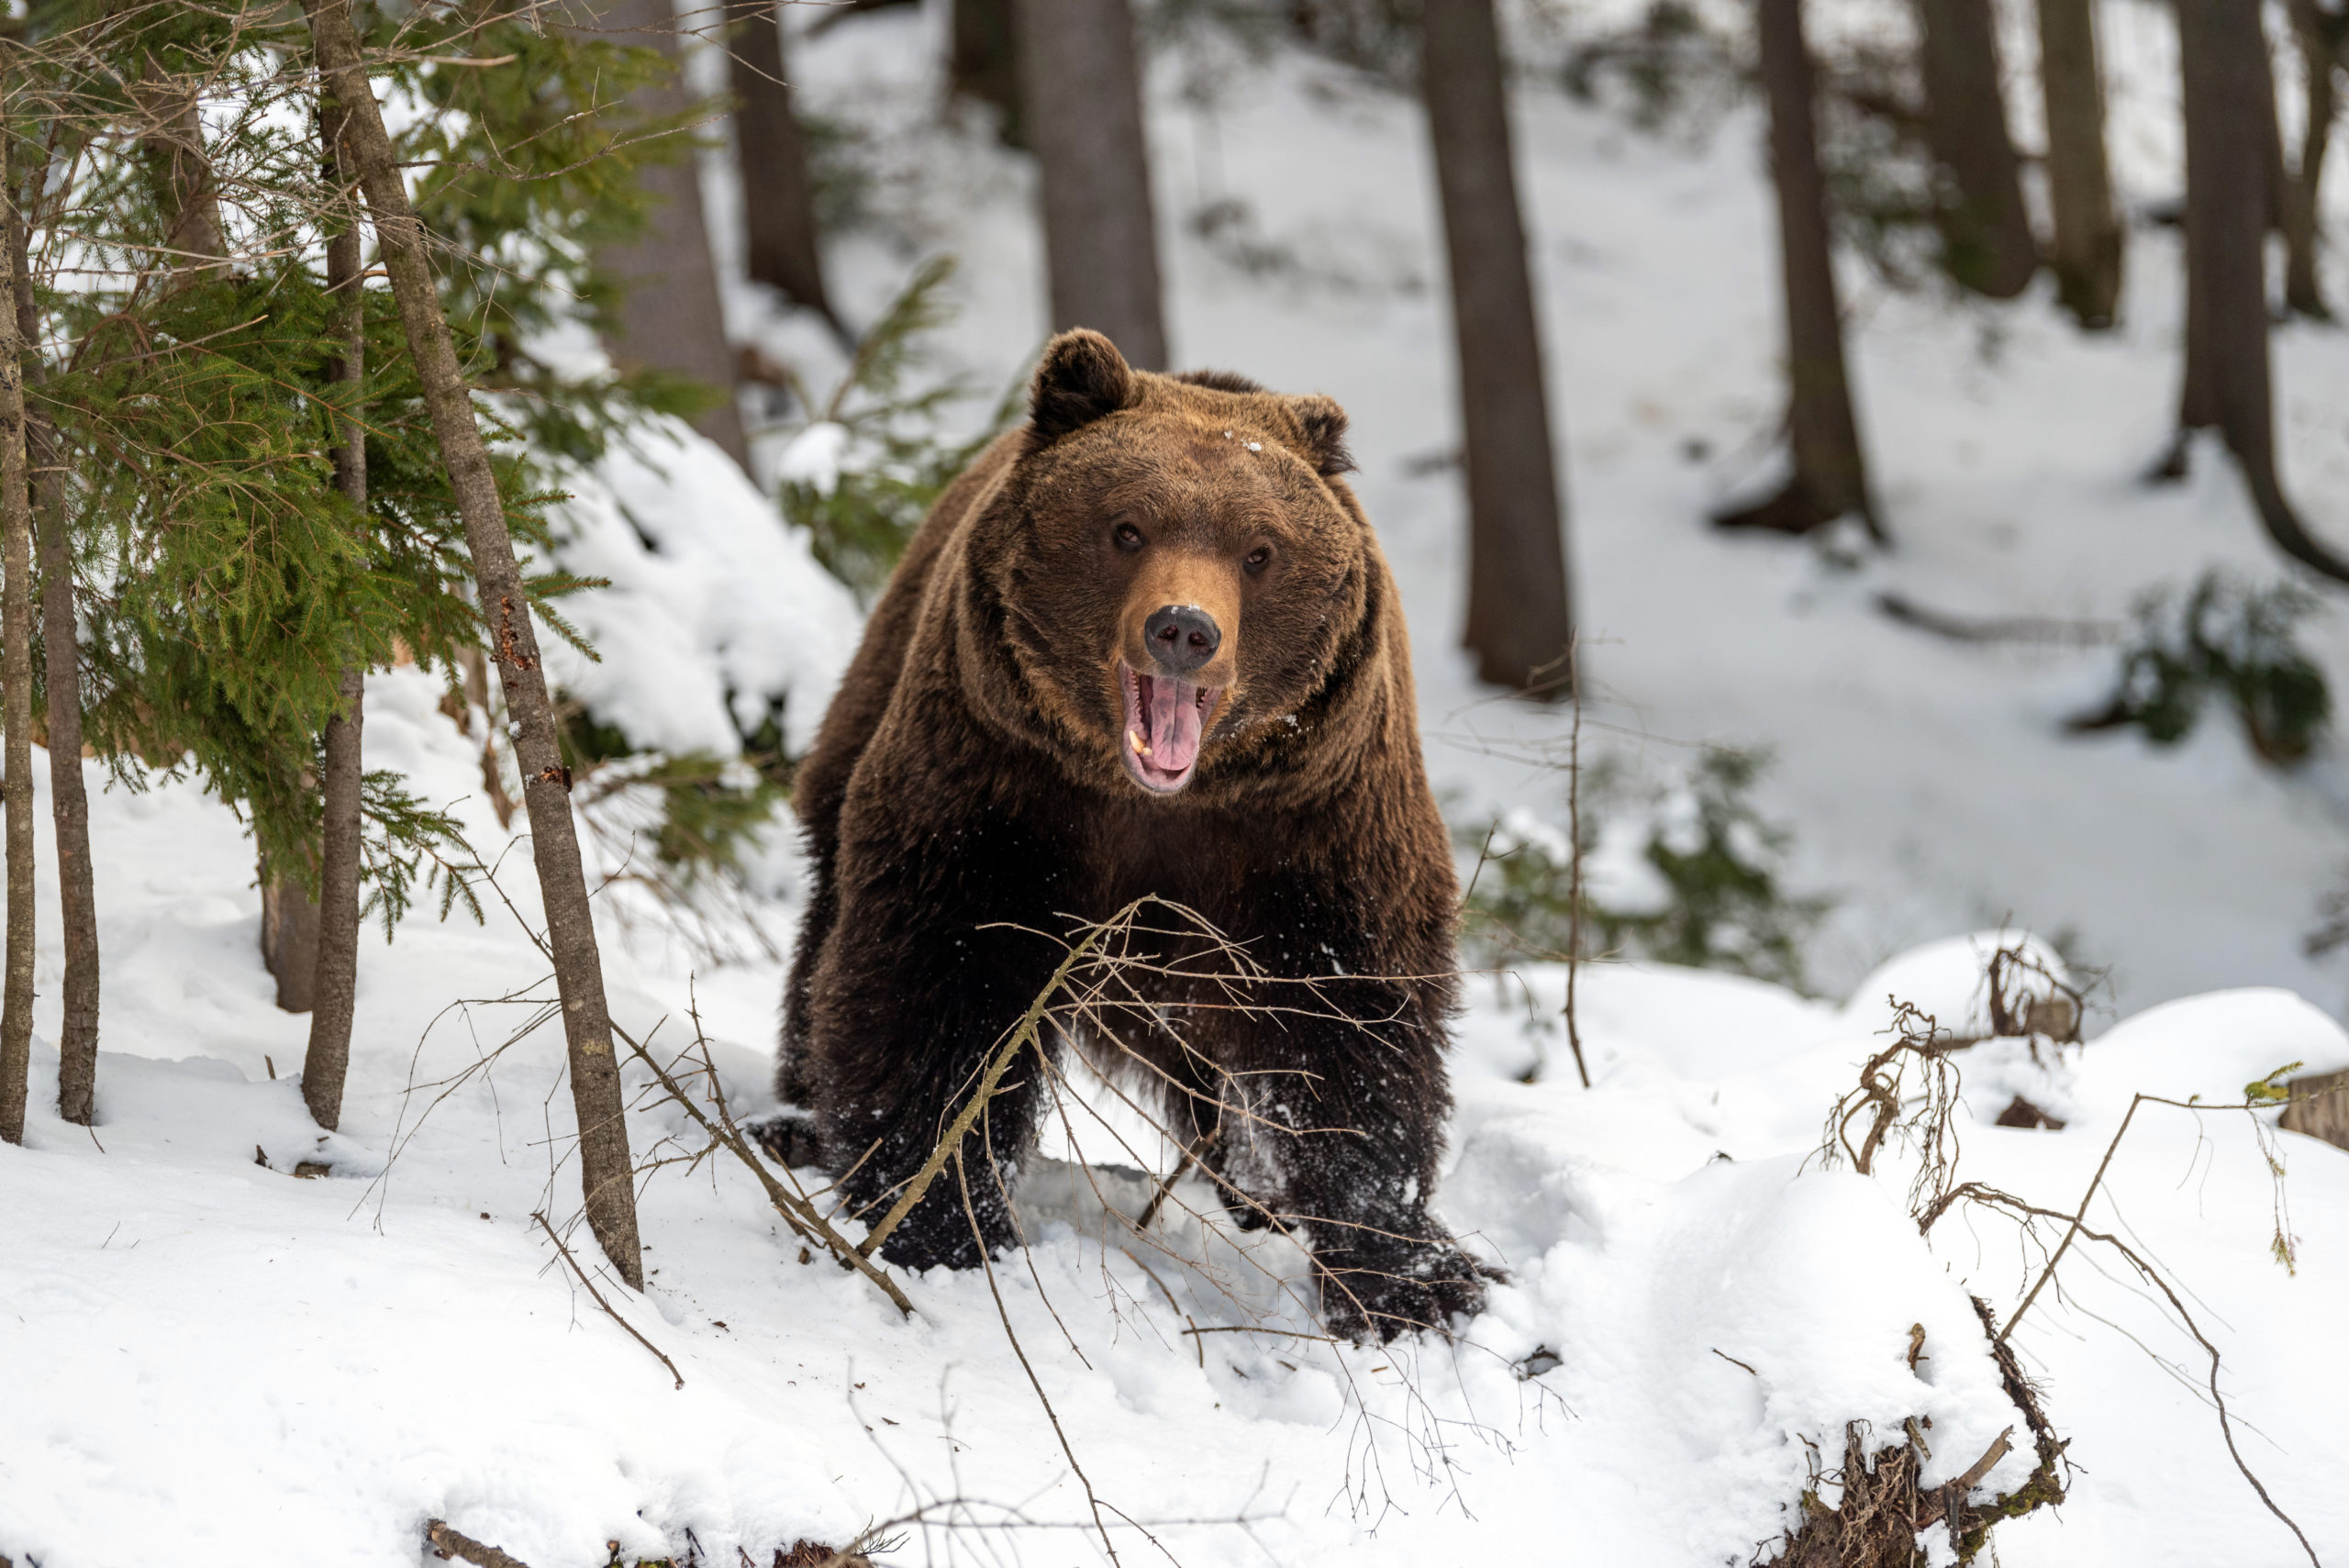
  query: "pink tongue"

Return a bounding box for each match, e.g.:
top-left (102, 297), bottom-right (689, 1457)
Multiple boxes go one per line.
top-left (1147, 675), bottom-right (1203, 772)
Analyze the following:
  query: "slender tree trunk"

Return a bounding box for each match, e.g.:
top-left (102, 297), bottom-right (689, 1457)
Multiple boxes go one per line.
top-left (1421, 0), bottom-right (1574, 693)
top-left (303, 98), bottom-right (367, 1133)
top-left (1915, 0), bottom-right (2039, 298)
top-left (13, 145), bottom-right (97, 1127)
top-left (595, 0), bottom-right (750, 470)
top-left (306, 0), bottom-right (645, 1284)
top-left (1015, 0), bottom-right (1168, 369)
top-left (729, 1), bottom-right (844, 340)
top-left (1719, 0), bottom-right (1881, 539)
top-left (953, 0), bottom-right (1025, 145)
top-left (2287, 0), bottom-right (2343, 319)
top-left (0, 123), bottom-right (32, 1148)
top-left (2036, 0), bottom-right (2122, 328)
top-left (2176, 0), bottom-right (2349, 583)
top-left (260, 845), bottom-right (320, 1011)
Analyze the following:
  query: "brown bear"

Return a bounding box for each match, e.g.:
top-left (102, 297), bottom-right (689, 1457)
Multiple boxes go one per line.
top-left (777, 329), bottom-right (1484, 1340)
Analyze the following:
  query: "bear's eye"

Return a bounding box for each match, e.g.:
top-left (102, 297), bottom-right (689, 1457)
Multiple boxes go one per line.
top-left (1113, 522), bottom-right (1145, 552)
top-left (1243, 545), bottom-right (1273, 573)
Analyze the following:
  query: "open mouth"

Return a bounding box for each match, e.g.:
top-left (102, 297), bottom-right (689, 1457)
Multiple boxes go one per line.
top-left (1118, 662), bottom-right (1219, 794)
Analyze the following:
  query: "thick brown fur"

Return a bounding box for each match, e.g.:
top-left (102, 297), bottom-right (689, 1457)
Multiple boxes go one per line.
top-left (779, 330), bottom-right (1481, 1340)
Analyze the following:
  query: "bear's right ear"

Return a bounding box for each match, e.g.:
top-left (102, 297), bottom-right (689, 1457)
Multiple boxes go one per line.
top-left (1030, 329), bottom-right (1134, 442)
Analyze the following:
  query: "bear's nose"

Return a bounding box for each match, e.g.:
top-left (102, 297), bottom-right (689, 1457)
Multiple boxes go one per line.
top-left (1144, 605), bottom-right (1220, 674)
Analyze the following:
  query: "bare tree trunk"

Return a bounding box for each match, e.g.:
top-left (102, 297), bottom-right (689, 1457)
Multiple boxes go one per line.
top-left (307, 0), bottom-right (646, 1284)
top-left (1421, 0), bottom-right (1574, 694)
top-left (1015, 0), bottom-right (1168, 369)
top-left (953, 0), bottom-right (1025, 145)
top-left (1916, 0), bottom-right (2039, 298)
top-left (595, 0), bottom-right (750, 470)
top-left (13, 145), bottom-right (97, 1126)
top-left (2287, 0), bottom-right (2345, 319)
top-left (729, 1), bottom-right (843, 339)
top-left (0, 123), bottom-right (32, 1148)
top-left (303, 99), bottom-right (367, 1133)
top-left (2176, 0), bottom-right (2349, 583)
top-left (2036, 0), bottom-right (2122, 328)
top-left (1719, 0), bottom-right (1881, 539)
top-left (260, 853), bottom-right (320, 1012)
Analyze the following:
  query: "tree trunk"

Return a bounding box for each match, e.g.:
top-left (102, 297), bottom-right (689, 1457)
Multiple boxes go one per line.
top-left (1420, 0), bottom-right (1574, 694)
top-left (302, 98), bottom-right (367, 1132)
top-left (2176, 0), bottom-right (2349, 583)
top-left (1015, 0), bottom-right (1169, 369)
top-left (2035, 0), bottom-right (2122, 328)
top-left (307, 0), bottom-right (646, 1285)
top-left (13, 147), bottom-right (97, 1127)
top-left (2286, 0), bottom-right (2344, 319)
top-left (260, 855), bottom-right (320, 1012)
top-left (0, 122), bottom-right (32, 1148)
top-left (1719, 0), bottom-right (1881, 539)
top-left (953, 0), bottom-right (1025, 145)
top-left (729, 1), bottom-right (844, 339)
top-left (595, 0), bottom-right (750, 470)
top-left (1915, 0), bottom-right (2039, 298)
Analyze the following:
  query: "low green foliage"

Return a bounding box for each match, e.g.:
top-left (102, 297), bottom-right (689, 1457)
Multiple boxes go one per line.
top-left (2071, 572), bottom-right (2330, 765)
top-left (1458, 747), bottom-right (1830, 992)
top-left (777, 256), bottom-right (1021, 603)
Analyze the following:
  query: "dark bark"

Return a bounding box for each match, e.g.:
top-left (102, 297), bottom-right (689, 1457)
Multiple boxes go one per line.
top-left (2035, 0), bottom-right (2122, 328)
top-left (729, 1), bottom-right (844, 339)
top-left (0, 122), bottom-right (28, 1147)
top-left (1915, 0), bottom-right (2039, 299)
top-left (594, 0), bottom-right (750, 470)
top-left (2175, 0), bottom-right (2349, 584)
top-left (1720, 0), bottom-right (1880, 539)
top-left (2287, 0), bottom-right (2346, 319)
top-left (1421, 0), bottom-right (1575, 694)
top-left (303, 98), bottom-right (366, 1131)
top-left (1015, 0), bottom-right (1168, 369)
top-left (260, 855), bottom-right (321, 1013)
top-left (14, 147), bottom-right (97, 1126)
top-left (953, 0), bottom-right (1025, 144)
top-left (307, 0), bottom-right (646, 1285)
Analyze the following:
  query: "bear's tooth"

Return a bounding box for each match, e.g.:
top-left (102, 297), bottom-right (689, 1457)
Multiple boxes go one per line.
top-left (1129, 728), bottom-right (1151, 757)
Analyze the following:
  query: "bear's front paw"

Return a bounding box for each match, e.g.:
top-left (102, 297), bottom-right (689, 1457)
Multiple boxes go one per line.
top-left (1313, 1229), bottom-right (1490, 1344)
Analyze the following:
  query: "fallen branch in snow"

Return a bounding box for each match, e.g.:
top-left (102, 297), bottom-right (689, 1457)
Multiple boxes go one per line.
top-left (424, 1518), bottom-right (533, 1568)
top-left (533, 1210), bottom-right (684, 1391)
top-left (1875, 591), bottom-right (2122, 648)
top-left (618, 1009), bottom-right (914, 1318)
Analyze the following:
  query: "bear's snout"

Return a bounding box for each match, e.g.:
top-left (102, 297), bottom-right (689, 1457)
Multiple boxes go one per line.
top-left (1143, 605), bottom-right (1221, 673)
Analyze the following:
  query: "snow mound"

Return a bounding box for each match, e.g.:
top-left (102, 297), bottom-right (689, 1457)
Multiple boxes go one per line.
top-left (548, 418), bottom-right (861, 759)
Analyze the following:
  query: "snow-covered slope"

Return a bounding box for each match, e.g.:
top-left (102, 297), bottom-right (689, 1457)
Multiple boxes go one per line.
top-left (9, 2), bottom-right (2349, 1562)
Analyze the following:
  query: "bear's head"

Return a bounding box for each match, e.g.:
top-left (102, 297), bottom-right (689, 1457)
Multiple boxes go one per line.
top-left (977, 329), bottom-right (1375, 800)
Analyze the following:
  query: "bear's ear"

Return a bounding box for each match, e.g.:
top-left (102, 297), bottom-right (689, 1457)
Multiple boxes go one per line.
top-left (1290, 395), bottom-right (1355, 477)
top-left (1030, 329), bottom-right (1135, 442)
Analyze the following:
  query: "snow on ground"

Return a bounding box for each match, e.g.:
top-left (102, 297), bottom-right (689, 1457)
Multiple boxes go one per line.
top-left (10, 3), bottom-right (2349, 1563)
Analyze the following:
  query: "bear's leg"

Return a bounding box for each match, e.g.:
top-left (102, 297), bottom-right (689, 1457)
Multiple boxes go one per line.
top-left (804, 813), bottom-right (1082, 1273)
top-left (1207, 884), bottom-right (1486, 1340)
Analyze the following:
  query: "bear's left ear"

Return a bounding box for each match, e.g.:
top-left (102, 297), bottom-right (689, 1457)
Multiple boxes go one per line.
top-left (1030, 329), bottom-right (1135, 442)
top-left (1290, 395), bottom-right (1354, 477)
